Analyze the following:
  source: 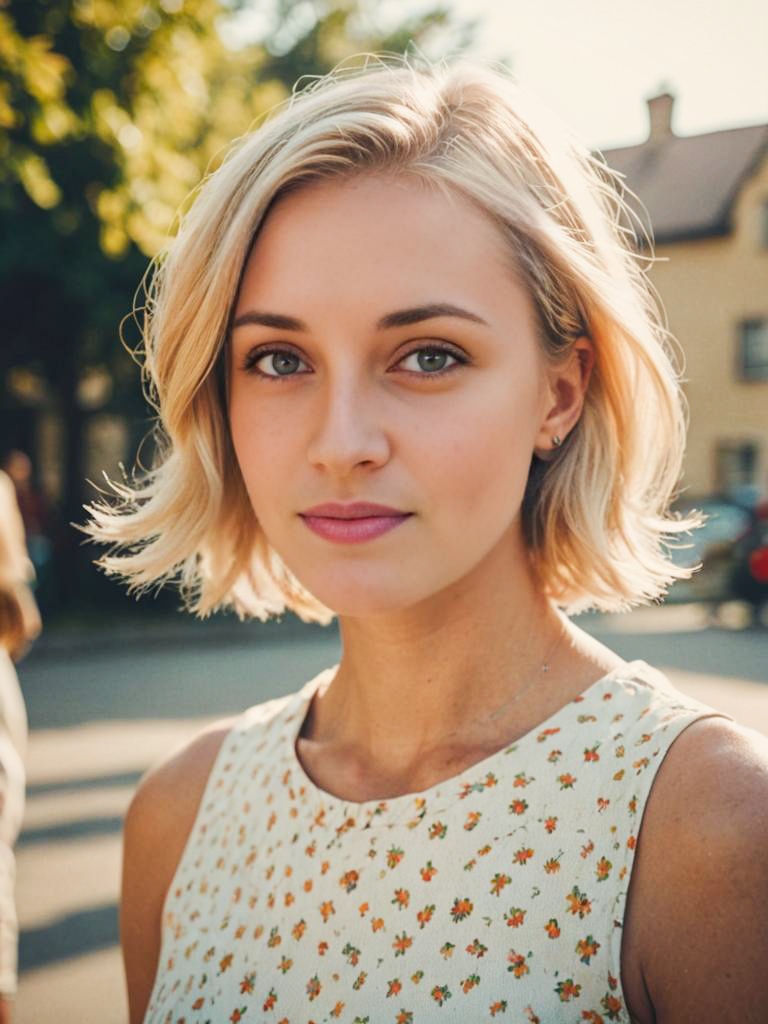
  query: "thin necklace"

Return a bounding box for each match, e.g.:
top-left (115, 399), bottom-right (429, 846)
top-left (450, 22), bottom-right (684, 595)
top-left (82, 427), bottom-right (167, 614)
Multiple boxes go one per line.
top-left (441, 623), bottom-right (567, 741)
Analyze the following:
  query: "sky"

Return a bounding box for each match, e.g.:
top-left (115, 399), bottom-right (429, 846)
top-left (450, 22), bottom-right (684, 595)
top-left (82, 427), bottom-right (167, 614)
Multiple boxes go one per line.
top-left (222, 0), bottom-right (768, 152)
top-left (443, 0), bottom-right (768, 150)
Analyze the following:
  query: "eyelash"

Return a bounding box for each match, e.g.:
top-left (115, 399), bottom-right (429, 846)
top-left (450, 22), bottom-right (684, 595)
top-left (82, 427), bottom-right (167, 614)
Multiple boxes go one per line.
top-left (240, 344), bottom-right (469, 382)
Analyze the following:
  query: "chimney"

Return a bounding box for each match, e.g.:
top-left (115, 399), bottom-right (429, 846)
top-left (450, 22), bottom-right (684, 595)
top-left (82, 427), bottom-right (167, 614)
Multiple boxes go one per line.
top-left (646, 90), bottom-right (675, 142)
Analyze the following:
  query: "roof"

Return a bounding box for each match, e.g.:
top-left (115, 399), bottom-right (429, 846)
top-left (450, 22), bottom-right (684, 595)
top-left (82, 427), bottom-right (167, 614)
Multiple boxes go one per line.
top-left (600, 122), bottom-right (768, 244)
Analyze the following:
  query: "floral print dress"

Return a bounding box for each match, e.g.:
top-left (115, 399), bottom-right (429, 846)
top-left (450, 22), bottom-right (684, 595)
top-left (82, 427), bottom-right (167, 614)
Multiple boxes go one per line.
top-left (143, 659), bottom-right (731, 1023)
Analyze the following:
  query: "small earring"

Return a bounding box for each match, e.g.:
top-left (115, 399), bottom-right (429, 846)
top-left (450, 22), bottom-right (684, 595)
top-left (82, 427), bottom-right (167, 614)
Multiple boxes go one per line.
top-left (552, 435), bottom-right (562, 448)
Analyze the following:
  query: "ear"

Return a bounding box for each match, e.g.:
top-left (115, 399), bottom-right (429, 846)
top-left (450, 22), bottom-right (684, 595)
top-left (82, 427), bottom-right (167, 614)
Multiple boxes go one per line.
top-left (533, 337), bottom-right (594, 459)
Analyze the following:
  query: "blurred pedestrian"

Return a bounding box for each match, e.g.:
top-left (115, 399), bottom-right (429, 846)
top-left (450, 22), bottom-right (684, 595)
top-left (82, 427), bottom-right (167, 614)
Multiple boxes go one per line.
top-left (1, 451), bottom-right (53, 610)
top-left (0, 468), bottom-right (40, 1019)
top-left (81, 55), bottom-right (768, 1024)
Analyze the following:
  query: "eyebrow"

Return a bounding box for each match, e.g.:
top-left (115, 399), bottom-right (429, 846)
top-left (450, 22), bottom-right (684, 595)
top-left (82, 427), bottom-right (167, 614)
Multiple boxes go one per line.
top-left (230, 302), bottom-right (489, 333)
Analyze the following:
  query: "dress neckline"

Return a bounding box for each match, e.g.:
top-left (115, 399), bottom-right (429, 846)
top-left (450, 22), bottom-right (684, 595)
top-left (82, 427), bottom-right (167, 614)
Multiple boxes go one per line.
top-left (284, 659), bottom-right (649, 828)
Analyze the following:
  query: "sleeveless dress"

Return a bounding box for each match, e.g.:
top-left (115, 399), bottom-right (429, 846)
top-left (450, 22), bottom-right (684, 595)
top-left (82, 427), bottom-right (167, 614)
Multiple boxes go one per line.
top-left (144, 659), bottom-right (732, 1024)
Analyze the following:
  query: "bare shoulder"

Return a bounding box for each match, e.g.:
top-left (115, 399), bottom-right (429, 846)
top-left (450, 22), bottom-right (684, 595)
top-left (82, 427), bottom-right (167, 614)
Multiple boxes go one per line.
top-left (623, 714), bottom-right (768, 1024)
top-left (124, 716), bottom-right (239, 860)
top-left (121, 714), bottom-right (239, 1024)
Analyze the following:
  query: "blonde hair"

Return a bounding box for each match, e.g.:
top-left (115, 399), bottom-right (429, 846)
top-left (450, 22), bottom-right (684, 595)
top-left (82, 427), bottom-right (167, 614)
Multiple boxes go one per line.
top-left (80, 53), bottom-right (699, 621)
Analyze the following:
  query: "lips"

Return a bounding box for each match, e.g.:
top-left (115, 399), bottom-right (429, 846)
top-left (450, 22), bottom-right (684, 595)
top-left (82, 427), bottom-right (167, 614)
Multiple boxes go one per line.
top-left (300, 502), bottom-right (410, 519)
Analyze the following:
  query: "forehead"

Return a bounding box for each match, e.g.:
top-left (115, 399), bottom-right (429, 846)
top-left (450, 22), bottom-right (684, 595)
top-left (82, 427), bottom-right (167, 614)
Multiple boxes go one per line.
top-left (237, 173), bottom-right (521, 309)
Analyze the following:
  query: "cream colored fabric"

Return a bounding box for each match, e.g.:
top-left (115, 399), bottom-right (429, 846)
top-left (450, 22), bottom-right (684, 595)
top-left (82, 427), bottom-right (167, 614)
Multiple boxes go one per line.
top-left (145, 661), bottom-right (730, 1023)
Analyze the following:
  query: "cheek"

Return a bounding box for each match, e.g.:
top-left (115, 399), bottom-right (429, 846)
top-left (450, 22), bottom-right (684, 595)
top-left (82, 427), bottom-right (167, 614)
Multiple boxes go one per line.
top-left (431, 384), bottom-right (539, 517)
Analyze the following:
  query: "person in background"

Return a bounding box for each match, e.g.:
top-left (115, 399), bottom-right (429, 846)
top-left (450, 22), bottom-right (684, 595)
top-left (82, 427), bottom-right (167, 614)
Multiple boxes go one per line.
top-left (1, 452), bottom-right (53, 610)
top-left (0, 468), bottom-right (40, 1020)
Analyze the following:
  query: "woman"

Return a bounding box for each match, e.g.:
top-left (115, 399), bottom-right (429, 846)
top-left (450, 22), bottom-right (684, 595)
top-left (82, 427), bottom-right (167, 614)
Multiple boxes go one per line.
top-left (0, 468), bottom-right (39, 1020)
top-left (81, 56), bottom-right (768, 1023)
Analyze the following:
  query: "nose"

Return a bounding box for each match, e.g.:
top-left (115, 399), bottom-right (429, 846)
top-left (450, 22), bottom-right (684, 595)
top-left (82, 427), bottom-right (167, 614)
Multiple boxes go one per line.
top-left (306, 375), bottom-right (391, 477)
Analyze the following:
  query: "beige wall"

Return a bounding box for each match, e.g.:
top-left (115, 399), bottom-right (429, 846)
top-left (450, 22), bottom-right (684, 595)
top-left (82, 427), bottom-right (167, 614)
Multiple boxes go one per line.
top-left (648, 151), bottom-right (768, 500)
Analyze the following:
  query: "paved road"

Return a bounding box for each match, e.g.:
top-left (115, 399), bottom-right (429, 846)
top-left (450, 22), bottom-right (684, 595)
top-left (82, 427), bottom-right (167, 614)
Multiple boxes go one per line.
top-left (11, 605), bottom-right (768, 1023)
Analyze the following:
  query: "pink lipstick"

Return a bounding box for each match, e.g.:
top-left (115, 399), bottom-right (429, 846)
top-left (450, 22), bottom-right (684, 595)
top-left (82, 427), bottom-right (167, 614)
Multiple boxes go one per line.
top-left (300, 502), bottom-right (413, 544)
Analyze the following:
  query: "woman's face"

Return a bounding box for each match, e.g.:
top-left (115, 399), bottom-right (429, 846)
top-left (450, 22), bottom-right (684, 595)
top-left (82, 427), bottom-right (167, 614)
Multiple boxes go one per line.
top-left (228, 173), bottom-right (559, 617)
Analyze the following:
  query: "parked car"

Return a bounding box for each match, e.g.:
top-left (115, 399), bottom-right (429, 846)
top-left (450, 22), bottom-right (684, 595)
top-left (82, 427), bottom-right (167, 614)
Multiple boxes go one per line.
top-left (667, 496), bottom-right (755, 604)
top-left (727, 504), bottom-right (768, 624)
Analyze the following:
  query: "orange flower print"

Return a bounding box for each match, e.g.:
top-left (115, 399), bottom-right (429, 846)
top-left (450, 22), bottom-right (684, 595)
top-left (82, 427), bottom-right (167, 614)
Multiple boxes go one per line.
top-left (504, 907), bottom-right (526, 928)
top-left (351, 970), bottom-right (367, 990)
top-left (387, 978), bottom-right (403, 997)
top-left (633, 757), bottom-right (650, 774)
top-left (628, 796), bottom-right (637, 815)
top-left (463, 809), bottom-right (482, 831)
top-left (580, 840), bottom-right (594, 859)
top-left (548, 748), bottom-right (562, 763)
top-left (341, 942), bottom-right (361, 966)
top-left (566, 886), bottom-right (592, 918)
top-left (506, 949), bottom-right (531, 978)
top-left (558, 773), bottom-right (577, 789)
top-left (229, 1009), bottom-right (247, 1022)
top-left (411, 969), bottom-right (425, 983)
top-left (581, 1012), bottom-right (605, 1023)
top-left (627, 835), bottom-right (636, 850)
top-left (291, 919), bottom-right (306, 940)
top-left (277, 956), bottom-right (293, 972)
top-left (596, 797), bottom-right (610, 813)
top-left (544, 856), bottom-right (561, 874)
top-left (393, 932), bottom-right (413, 956)
top-left (463, 857), bottom-right (477, 871)
top-left (577, 713), bottom-right (597, 723)
top-left (417, 904), bottom-right (436, 928)
top-left (466, 938), bottom-right (488, 957)
top-left (537, 726), bottom-right (561, 742)
top-left (478, 843), bottom-right (493, 856)
top-left (513, 771), bottom-right (534, 787)
top-left (340, 870), bottom-right (359, 892)
top-left (513, 847), bottom-right (534, 865)
top-left (371, 917), bottom-right (385, 932)
top-left (601, 992), bottom-right (624, 1019)
top-left (596, 857), bottom-right (612, 881)
top-left (544, 918), bottom-right (561, 938)
top-left (192, 997), bottom-right (205, 1009)
top-left (509, 798), bottom-right (528, 815)
top-left (461, 974), bottom-right (481, 993)
top-left (450, 897), bottom-right (474, 922)
top-left (489, 1000), bottom-right (508, 1016)
top-left (459, 772), bottom-right (498, 799)
top-left (392, 888), bottom-right (410, 909)
top-left (386, 846), bottom-right (405, 869)
top-left (420, 860), bottom-right (438, 881)
top-left (613, 768), bottom-right (625, 781)
top-left (431, 985), bottom-right (452, 1004)
top-left (329, 1001), bottom-right (344, 1018)
top-left (306, 974), bottom-right (321, 1000)
top-left (555, 978), bottom-right (582, 1001)
top-left (240, 972), bottom-right (255, 994)
top-left (576, 935), bottom-right (601, 964)
top-left (490, 872), bottom-right (512, 894)
top-left (219, 953), bottom-right (234, 973)
top-left (319, 901), bottom-right (335, 923)
top-left (524, 1007), bottom-right (541, 1023)
top-left (607, 972), bottom-right (619, 991)
top-left (544, 815), bottom-right (558, 832)
top-left (440, 941), bottom-right (456, 958)
top-left (584, 744), bottom-right (601, 762)
top-left (395, 1012), bottom-right (414, 1024)
top-left (263, 989), bottom-right (277, 1012)
top-left (429, 821), bottom-right (448, 840)
top-left (358, 902), bottom-right (369, 915)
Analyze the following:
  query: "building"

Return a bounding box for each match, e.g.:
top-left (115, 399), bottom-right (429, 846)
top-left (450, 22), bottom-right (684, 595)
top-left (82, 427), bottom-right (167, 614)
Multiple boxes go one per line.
top-left (602, 93), bottom-right (768, 504)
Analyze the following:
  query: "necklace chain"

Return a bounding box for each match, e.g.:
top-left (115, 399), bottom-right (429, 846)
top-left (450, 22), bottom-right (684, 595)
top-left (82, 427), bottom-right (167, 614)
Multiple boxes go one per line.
top-left (441, 624), bottom-right (566, 742)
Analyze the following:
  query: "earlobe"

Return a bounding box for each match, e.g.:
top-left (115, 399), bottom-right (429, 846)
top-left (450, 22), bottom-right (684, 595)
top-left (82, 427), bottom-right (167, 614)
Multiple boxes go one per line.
top-left (533, 337), bottom-right (593, 458)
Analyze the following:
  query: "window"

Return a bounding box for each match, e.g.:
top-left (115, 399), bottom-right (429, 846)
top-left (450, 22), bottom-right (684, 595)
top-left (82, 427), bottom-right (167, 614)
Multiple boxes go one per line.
top-left (715, 441), bottom-right (759, 503)
top-left (739, 319), bottom-right (768, 380)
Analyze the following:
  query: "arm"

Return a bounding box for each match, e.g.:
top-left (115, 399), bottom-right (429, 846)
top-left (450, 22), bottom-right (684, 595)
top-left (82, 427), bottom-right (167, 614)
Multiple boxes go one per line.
top-left (625, 716), bottom-right (768, 1023)
top-left (120, 716), bottom-right (237, 1024)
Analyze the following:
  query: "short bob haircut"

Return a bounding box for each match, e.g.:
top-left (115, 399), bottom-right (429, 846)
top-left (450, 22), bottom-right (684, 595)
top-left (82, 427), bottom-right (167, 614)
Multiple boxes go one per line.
top-left (80, 53), bottom-right (700, 623)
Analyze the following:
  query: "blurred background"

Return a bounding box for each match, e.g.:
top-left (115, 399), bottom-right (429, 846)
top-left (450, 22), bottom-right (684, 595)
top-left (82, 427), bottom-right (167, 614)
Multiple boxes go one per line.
top-left (1, 0), bottom-right (767, 1020)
